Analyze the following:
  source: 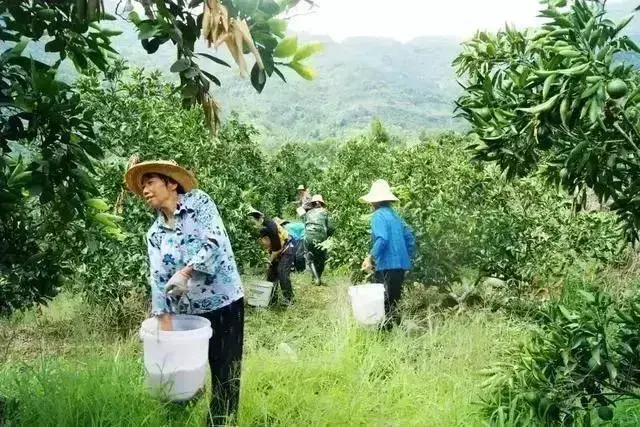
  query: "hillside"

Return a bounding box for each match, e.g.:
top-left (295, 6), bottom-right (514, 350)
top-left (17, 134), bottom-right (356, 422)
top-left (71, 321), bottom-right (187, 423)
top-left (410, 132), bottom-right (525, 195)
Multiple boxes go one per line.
top-left (28, 0), bottom-right (640, 145)
top-left (101, 17), bottom-right (464, 145)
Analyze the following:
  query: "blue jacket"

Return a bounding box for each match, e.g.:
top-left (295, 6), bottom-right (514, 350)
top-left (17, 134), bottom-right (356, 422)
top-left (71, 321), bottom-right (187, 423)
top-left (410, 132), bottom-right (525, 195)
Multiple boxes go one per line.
top-left (370, 206), bottom-right (415, 272)
top-left (284, 222), bottom-right (305, 241)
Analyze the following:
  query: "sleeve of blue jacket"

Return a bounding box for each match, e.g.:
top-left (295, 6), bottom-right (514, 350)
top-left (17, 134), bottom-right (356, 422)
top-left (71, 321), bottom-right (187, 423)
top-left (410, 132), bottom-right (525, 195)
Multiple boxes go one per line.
top-left (370, 212), bottom-right (389, 264)
top-left (402, 220), bottom-right (416, 260)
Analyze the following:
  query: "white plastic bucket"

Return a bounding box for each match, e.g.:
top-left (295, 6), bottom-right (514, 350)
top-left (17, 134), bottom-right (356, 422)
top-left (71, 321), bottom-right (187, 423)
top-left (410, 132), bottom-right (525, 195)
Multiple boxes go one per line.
top-left (348, 283), bottom-right (386, 326)
top-left (139, 315), bottom-right (212, 402)
top-left (247, 281), bottom-right (274, 307)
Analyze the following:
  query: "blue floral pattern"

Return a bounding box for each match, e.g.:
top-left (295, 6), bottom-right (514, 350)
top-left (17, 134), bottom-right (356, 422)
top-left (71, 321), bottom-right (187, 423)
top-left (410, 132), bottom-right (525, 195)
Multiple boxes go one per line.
top-left (146, 189), bottom-right (243, 315)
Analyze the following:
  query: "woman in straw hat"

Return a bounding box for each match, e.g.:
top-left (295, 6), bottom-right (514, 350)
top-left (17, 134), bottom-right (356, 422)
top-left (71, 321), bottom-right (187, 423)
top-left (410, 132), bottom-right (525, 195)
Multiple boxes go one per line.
top-left (303, 194), bottom-right (334, 286)
top-left (125, 160), bottom-right (244, 425)
top-left (295, 184), bottom-right (312, 216)
top-left (360, 179), bottom-right (416, 329)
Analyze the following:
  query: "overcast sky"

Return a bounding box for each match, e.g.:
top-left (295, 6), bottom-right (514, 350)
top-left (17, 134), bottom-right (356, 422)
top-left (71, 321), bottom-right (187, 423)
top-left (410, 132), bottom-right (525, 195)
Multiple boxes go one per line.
top-left (287, 0), bottom-right (632, 42)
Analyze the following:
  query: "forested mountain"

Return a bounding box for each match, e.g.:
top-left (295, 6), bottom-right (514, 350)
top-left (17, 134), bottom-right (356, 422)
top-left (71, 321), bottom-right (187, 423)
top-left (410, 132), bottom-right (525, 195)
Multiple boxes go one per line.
top-left (25, 0), bottom-right (640, 144)
top-left (97, 16), bottom-right (464, 144)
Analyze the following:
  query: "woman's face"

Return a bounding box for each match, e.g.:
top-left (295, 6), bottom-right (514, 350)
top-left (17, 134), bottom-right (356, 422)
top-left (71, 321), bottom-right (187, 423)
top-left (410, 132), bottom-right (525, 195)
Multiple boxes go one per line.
top-left (141, 174), bottom-right (177, 209)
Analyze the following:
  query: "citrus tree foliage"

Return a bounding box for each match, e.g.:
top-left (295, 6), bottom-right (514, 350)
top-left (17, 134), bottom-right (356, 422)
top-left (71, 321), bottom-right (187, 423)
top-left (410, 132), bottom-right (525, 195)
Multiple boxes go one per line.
top-left (265, 142), bottom-right (321, 217)
top-left (312, 128), bottom-right (622, 286)
top-left (0, 1), bottom-right (317, 314)
top-left (126, 0), bottom-right (320, 129)
top-left (72, 67), bottom-right (308, 310)
top-left (453, 0), bottom-right (640, 242)
top-left (0, 1), bottom-right (124, 313)
top-left (483, 290), bottom-right (640, 425)
top-left (49, 68), bottom-right (622, 320)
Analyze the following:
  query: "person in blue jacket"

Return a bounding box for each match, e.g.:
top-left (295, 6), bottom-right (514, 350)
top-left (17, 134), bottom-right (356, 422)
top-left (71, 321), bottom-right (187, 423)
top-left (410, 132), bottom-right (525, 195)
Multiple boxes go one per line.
top-left (276, 218), bottom-right (306, 272)
top-left (360, 179), bottom-right (416, 328)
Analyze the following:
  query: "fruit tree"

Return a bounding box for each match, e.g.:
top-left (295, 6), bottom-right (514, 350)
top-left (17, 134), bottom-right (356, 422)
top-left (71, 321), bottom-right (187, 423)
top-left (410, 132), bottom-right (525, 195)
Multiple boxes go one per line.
top-left (453, 0), bottom-right (640, 242)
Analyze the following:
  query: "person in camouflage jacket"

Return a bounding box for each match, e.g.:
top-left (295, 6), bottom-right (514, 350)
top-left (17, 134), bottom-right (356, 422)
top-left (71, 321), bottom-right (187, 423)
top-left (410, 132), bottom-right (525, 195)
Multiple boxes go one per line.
top-left (303, 195), bottom-right (334, 285)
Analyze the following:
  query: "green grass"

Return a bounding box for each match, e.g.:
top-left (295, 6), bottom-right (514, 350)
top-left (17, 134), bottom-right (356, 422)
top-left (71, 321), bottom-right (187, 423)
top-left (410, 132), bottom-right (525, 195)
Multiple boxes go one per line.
top-left (0, 274), bottom-right (526, 426)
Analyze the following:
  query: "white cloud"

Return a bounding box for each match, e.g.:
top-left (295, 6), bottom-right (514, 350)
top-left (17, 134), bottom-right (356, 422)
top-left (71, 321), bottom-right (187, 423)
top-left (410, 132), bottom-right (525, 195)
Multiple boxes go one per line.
top-left (288, 0), bottom-right (635, 42)
top-left (288, 0), bottom-right (543, 42)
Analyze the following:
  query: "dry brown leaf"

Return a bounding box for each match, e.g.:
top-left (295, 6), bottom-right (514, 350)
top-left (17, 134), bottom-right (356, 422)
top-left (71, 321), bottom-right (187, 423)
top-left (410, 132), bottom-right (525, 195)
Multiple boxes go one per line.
top-left (201, 2), bottom-right (262, 76)
top-left (235, 19), bottom-right (264, 69)
top-left (219, 2), bottom-right (229, 33)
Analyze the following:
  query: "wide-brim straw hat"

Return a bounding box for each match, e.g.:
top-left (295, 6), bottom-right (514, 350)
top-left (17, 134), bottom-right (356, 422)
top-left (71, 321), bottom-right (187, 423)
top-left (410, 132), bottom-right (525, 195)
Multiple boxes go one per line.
top-left (274, 217), bottom-right (290, 226)
top-left (125, 160), bottom-right (197, 197)
top-left (311, 194), bottom-right (326, 206)
top-left (360, 179), bottom-right (399, 204)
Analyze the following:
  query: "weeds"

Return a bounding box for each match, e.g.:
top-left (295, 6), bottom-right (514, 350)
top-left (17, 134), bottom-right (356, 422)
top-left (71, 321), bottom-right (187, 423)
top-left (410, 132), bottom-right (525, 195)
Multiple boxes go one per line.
top-left (0, 274), bottom-right (522, 426)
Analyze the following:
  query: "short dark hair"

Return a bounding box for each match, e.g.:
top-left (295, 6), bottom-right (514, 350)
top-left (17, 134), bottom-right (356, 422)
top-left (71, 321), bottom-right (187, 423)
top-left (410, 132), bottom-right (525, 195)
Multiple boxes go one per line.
top-left (142, 172), bottom-right (185, 194)
top-left (249, 211), bottom-right (264, 219)
top-left (373, 201), bottom-right (391, 209)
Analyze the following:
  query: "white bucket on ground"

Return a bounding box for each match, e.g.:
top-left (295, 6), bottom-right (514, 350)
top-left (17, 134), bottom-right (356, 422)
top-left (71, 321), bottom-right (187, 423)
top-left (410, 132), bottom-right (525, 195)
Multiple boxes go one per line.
top-left (139, 315), bottom-right (212, 402)
top-left (348, 283), bottom-right (386, 326)
top-left (246, 281), bottom-right (274, 307)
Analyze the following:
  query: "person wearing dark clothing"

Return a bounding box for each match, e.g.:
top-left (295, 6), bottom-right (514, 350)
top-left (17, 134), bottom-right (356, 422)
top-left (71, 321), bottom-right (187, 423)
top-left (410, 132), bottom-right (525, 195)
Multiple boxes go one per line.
top-left (276, 218), bottom-right (306, 272)
top-left (303, 195), bottom-right (334, 285)
top-left (196, 298), bottom-right (244, 424)
top-left (360, 180), bottom-right (415, 329)
top-left (249, 209), bottom-right (294, 306)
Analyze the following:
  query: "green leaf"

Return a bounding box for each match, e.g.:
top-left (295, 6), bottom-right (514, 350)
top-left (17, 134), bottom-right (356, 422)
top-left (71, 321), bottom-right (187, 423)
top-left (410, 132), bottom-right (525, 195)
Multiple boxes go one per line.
top-left (100, 28), bottom-right (123, 37)
top-left (613, 15), bottom-right (634, 37)
top-left (250, 62), bottom-right (267, 93)
top-left (201, 69), bottom-right (221, 86)
top-left (37, 8), bottom-right (56, 20)
top-left (138, 22), bottom-right (159, 40)
top-left (589, 98), bottom-right (601, 123)
top-left (170, 58), bottom-right (191, 73)
top-left (85, 198), bottom-right (109, 212)
top-left (542, 74), bottom-right (557, 100)
top-left (155, 0), bottom-right (171, 18)
top-left (558, 305), bottom-right (576, 321)
top-left (183, 67), bottom-right (199, 79)
top-left (624, 37), bottom-right (640, 54)
top-left (287, 61), bottom-right (316, 80)
top-left (606, 361), bottom-right (617, 381)
top-left (273, 66), bottom-right (287, 83)
top-left (578, 290), bottom-right (596, 303)
top-left (259, 0), bottom-right (281, 15)
top-left (129, 11), bottom-right (141, 24)
top-left (196, 53), bottom-right (231, 68)
top-left (293, 42), bottom-right (324, 61)
top-left (268, 18), bottom-right (287, 38)
top-left (9, 38), bottom-right (29, 58)
top-left (517, 94), bottom-right (561, 114)
top-left (83, 139), bottom-right (104, 159)
top-left (274, 36), bottom-right (298, 58)
top-left (44, 38), bottom-right (66, 53)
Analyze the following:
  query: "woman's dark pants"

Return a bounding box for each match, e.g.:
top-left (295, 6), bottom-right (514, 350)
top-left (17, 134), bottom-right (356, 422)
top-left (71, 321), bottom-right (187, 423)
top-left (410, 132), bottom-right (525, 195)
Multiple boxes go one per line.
top-left (374, 269), bottom-right (406, 328)
top-left (197, 298), bottom-right (244, 425)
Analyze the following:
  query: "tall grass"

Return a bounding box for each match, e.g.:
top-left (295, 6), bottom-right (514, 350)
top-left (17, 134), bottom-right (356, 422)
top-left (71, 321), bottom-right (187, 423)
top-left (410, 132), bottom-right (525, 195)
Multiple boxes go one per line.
top-left (0, 275), bottom-right (525, 426)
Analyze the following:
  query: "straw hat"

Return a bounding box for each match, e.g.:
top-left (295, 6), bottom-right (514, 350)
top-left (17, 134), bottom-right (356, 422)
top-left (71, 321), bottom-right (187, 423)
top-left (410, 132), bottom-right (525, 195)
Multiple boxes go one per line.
top-left (360, 179), bottom-right (399, 204)
top-left (311, 194), bottom-right (326, 206)
top-left (297, 184), bottom-right (306, 191)
top-left (125, 160), bottom-right (197, 197)
top-left (274, 217), bottom-right (290, 226)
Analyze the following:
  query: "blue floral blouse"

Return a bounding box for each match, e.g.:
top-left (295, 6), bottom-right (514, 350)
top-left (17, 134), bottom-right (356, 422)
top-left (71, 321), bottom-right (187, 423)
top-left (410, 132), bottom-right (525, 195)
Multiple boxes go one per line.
top-left (146, 189), bottom-right (243, 315)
